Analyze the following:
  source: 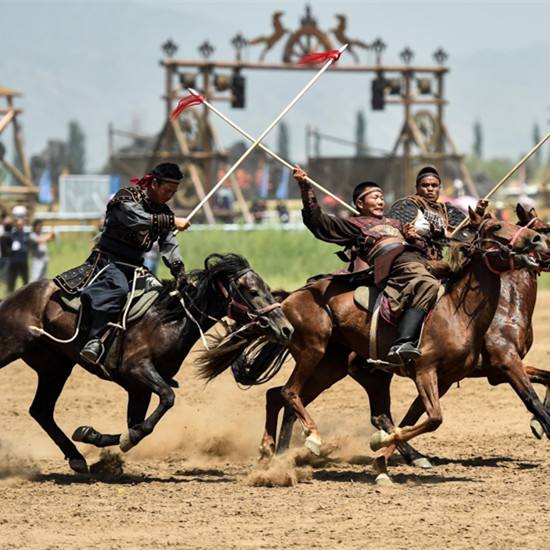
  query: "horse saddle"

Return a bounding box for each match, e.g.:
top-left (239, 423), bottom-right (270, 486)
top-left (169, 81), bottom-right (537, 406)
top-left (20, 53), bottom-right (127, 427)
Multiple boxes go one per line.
top-left (56, 271), bottom-right (163, 325)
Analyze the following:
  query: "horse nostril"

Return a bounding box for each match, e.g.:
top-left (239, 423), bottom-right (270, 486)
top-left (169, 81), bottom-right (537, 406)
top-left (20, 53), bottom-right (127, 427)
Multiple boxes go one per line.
top-left (282, 326), bottom-right (294, 340)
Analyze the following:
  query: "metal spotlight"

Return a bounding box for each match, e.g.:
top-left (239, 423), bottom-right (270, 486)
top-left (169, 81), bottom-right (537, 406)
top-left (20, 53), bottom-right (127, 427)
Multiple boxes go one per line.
top-left (179, 73), bottom-right (197, 89)
top-left (417, 78), bottom-right (432, 94)
top-left (214, 73), bottom-right (232, 92)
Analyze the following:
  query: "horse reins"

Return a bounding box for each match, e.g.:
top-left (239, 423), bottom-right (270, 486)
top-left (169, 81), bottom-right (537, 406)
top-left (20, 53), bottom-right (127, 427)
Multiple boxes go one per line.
top-left (216, 268), bottom-right (281, 327)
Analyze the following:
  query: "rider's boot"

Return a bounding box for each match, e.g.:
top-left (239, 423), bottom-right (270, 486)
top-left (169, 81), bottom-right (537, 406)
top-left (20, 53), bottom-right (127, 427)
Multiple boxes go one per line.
top-left (79, 312), bottom-right (118, 365)
top-left (387, 308), bottom-right (426, 364)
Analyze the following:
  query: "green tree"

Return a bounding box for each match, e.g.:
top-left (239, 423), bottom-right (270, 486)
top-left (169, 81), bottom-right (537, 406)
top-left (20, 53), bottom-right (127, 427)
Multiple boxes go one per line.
top-left (277, 121), bottom-right (290, 160)
top-left (473, 118), bottom-right (483, 159)
top-left (355, 110), bottom-right (367, 156)
top-left (67, 120), bottom-right (86, 173)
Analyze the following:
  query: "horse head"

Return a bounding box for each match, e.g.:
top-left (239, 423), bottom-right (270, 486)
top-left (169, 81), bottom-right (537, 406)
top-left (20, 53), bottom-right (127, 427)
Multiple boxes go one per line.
top-left (202, 253), bottom-right (293, 345)
top-left (466, 207), bottom-right (546, 272)
top-left (516, 203), bottom-right (550, 269)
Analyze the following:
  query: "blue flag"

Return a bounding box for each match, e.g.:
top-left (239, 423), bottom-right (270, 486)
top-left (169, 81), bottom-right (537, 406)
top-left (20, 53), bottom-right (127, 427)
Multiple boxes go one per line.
top-left (275, 169), bottom-right (289, 200)
top-left (38, 167), bottom-right (53, 204)
top-left (258, 163), bottom-right (269, 199)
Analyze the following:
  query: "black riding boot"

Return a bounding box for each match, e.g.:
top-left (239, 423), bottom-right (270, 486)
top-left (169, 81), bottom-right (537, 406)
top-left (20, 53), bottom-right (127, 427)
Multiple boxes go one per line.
top-left (387, 308), bottom-right (426, 364)
top-left (79, 312), bottom-right (118, 364)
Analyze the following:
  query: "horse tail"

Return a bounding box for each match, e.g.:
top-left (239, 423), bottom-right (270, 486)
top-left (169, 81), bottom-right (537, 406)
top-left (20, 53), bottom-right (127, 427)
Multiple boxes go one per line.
top-left (231, 340), bottom-right (290, 386)
top-left (196, 332), bottom-right (289, 387)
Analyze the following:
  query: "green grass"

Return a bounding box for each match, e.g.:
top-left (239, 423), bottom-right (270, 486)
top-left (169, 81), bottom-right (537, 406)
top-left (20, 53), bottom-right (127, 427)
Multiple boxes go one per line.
top-left (9, 228), bottom-right (550, 295)
top-left (45, 228), bottom-right (345, 292)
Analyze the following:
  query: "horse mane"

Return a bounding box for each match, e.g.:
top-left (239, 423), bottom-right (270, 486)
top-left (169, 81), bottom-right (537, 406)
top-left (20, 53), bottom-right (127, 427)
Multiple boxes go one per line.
top-left (426, 241), bottom-right (472, 285)
top-left (154, 253), bottom-right (251, 325)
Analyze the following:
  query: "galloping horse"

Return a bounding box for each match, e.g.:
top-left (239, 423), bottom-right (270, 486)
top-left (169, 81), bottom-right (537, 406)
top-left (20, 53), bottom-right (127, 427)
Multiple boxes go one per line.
top-left (196, 211), bottom-right (546, 482)
top-left (0, 253), bottom-right (293, 473)
top-left (268, 204), bottom-right (550, 471)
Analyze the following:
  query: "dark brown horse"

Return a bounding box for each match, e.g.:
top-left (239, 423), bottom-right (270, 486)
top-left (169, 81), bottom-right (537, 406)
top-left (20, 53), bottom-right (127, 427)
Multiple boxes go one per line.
top-left (197, 211), bottom-right (546, 483)
top-left (0, 253), bottom-right (293, 473)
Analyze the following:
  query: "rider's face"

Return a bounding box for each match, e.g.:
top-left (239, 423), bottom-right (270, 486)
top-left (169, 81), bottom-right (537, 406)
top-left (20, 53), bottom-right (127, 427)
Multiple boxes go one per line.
top-left (356, 190), bottom-right (385, 218)
top-left (416, 177), bottom-right (441, 201)
top-left (148, 180), bottom-right (179, 205)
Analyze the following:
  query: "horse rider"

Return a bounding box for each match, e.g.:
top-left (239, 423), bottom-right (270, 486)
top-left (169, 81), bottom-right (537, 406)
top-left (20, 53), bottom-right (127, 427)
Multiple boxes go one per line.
top-left (78, 162), bottom-right (191, 364)
top-left (386, 166), bottom-right (488, 260)
top-left (293, 165), bottom-right (439, 364)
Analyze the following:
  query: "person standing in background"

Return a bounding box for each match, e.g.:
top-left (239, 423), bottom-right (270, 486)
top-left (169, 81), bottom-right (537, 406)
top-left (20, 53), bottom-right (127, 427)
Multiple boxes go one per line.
top-left (29, 219), bottom-right (55, 282)
top-left (7, 217), bottom-right (30, 293)
top-left (0, 215), bottom-right (13, 287)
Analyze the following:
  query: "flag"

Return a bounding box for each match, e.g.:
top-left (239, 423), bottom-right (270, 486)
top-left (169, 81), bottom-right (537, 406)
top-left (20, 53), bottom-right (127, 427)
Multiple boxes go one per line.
top-left (258, 162), bottom-right (269, 199)
top-left (275, 169), bottom-right (289, 200)
top-left (38, 167), bottom-right (53, 204)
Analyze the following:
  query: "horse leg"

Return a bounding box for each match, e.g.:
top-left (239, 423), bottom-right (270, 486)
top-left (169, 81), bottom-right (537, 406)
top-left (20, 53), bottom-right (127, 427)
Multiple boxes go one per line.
top-left (72, 390), bottom-right (153, 449)
top-left (514, 364), bottom-right (550, 440)
top-left (276, 345), bottom-right (351, 455)
top-left (475, 356), bottom-right (550, 441)
top-left (370, 366), bottom-right (443, 453)
top-left (73, 360), bottom-right (174, 452)
top-left (260, 385), bottom-right (286, 461)
top-left (28, 365), bottom-right (89, 473)
top-left (349, 358), bottom-right (433, 469)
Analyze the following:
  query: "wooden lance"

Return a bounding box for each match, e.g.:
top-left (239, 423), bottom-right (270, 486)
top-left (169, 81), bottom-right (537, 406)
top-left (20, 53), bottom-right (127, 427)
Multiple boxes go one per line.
top-left (170, 44), bottom-right (348, 224)
top-left (185, 87), bottom-right (359, 216)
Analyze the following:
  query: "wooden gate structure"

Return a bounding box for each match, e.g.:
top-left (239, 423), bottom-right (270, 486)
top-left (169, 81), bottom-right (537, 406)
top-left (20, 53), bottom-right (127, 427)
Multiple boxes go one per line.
top-left (108, 5), bottom-right (476, 222)
top-left (0, 85), bottom-right (38, 215)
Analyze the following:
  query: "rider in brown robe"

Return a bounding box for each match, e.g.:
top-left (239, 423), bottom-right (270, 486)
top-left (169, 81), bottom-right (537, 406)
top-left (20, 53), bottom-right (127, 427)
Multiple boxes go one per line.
top-left (293, 165), bottom-right (439, 364)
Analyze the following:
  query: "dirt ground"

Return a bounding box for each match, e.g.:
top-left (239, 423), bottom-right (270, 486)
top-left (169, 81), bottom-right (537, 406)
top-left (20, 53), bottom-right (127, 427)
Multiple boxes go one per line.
top-left (1, 292), bottom-right (550, 550)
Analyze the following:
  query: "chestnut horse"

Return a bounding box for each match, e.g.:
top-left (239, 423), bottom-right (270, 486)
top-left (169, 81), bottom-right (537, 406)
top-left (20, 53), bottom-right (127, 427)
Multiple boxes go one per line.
top-left (197, 211), bottom-right (546, 483)
top-left (0, 253), bottom-right (292, 473)
top-left (270, 204), bottom-right (550, 471)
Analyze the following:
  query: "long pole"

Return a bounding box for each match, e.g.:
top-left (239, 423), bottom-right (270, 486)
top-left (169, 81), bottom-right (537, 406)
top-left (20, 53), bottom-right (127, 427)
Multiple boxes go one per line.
top-left (173, 44), bottom-right (348, 222)
top-left (452, 130), bottom-right (550, 236)
top-left (187, 88), bottom-right (359, 215)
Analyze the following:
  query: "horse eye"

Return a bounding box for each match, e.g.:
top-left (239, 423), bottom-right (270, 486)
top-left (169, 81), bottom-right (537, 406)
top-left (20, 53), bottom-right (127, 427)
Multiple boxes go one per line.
top-left (492, 224), bottom-right (502, 231)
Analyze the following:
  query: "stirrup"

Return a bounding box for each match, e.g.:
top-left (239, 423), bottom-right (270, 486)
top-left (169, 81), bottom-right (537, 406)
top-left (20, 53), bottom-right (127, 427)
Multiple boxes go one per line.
top-left (387, 342), bottom-right (422, 363)
top-left (79, 340), bottom-right (103, 364)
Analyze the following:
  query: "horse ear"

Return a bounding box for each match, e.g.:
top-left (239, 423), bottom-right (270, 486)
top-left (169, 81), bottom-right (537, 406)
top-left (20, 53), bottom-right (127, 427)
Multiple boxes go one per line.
top-left (468, 206), bottom-right (481, 226)
top-left (516, 203), bottom-right (527, 221)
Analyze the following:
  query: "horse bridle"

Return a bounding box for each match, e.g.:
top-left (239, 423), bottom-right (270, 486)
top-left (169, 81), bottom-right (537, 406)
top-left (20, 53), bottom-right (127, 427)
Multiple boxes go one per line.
top-left (467, 218), bottom-right (539, 274)
top-left (217, 267), bottom-right (281, 328)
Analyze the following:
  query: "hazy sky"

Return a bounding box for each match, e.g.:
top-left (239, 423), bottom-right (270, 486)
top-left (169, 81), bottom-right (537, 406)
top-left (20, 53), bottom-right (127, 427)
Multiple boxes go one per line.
top-left (2, 0), bottom-right (550, 173)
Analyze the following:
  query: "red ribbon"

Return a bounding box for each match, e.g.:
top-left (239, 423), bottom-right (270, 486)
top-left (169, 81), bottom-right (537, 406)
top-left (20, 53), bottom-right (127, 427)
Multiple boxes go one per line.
top-left (130, 174), bottom-right (153, 189)
top-left (296, 49), bottom-right (342, 65)
top-left (170, 94), bottom-right (206, 120)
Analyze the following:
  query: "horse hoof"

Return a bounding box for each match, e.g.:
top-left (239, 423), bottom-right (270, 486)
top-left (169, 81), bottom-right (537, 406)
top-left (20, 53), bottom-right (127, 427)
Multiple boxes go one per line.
top-left (119, 431), bottom-right (135, 452)
top-left (68, 458), bottom-right (89, 474)
top-left (72, 426), bottom-right (94, 443)
top-left (304, 434), bottom-right (322, 456)
top-left (411, 457), bottom-right (433, 469)
top-left (530, 418), bottom-right (544, 440)
top-left (370, 430), bottom-right (391, 452)
top-left (375, 473), bottom-right (393, 486)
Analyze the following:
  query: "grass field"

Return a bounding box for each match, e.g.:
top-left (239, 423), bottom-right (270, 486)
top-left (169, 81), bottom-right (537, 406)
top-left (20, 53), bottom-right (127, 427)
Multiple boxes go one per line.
top-left (3, 227), bottom-right (550, 296)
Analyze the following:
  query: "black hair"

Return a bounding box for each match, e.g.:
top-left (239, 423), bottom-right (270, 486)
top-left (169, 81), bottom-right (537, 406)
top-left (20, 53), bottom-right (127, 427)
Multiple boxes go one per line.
top-left (150, 163), bottom-right (183, 183)
top-left (352, 181), bottom-right (382, 205)
top-left (416, 166), bottom-right (441, 186)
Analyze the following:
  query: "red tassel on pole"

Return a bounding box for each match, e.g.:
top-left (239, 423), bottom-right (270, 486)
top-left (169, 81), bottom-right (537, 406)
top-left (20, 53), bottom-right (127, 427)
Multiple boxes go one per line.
top-left (296, 49), bottom-right (342, 65)
top-left (170, 93), bottom-right (205, 120)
